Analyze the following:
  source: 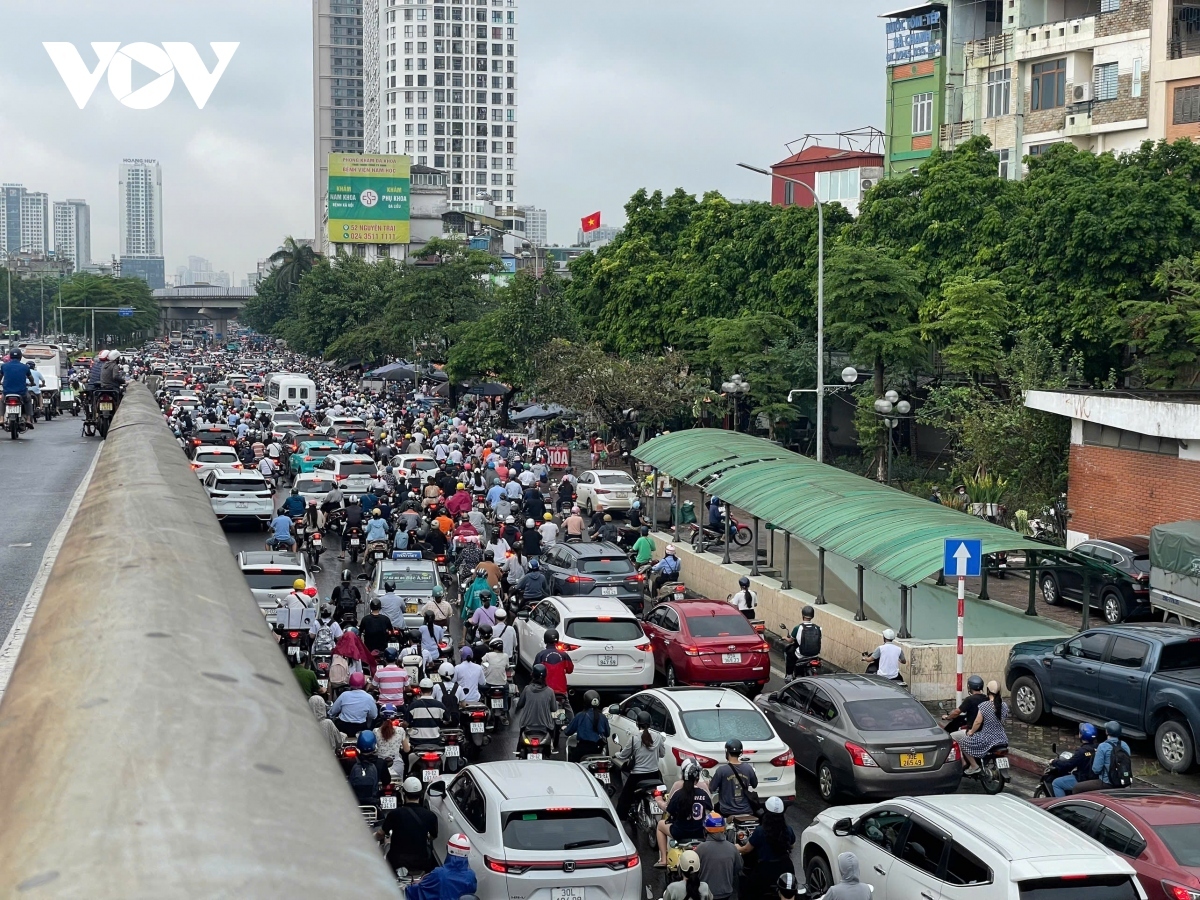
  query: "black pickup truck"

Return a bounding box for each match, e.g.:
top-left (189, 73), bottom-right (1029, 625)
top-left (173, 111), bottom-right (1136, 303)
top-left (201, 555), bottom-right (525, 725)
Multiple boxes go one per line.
top-left (1005, 623), bottom-right (1200, 772)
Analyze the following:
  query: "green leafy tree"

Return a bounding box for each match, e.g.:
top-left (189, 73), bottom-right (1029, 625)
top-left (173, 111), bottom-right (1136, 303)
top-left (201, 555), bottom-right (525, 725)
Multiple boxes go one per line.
top-left (920, 274), bottom-right (1012, 377)
top-left (57, 274), bottom-right (157, 345)
top-left (269, 236), bottom-right (320, 292)
top-left (1123, 253), bottom-right (1200, 388)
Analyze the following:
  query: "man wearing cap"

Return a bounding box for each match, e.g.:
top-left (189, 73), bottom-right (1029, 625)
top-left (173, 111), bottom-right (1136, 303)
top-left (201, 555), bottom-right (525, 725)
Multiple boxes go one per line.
top-left (376, 777), bottom-right (439, 876)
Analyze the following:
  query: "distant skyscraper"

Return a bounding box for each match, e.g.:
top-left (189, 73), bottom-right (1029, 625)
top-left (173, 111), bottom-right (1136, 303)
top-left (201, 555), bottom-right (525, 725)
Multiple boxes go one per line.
top-left (53, 199), bottom-right (91, 269)
top-left (2, 185), bottom-right (50, 255)
top-left (521, 206), bottom-right (547, 246)
top-left (118, 159), bottom-right (165, 288)
top-left (578, 224), bottom-right (619, 248)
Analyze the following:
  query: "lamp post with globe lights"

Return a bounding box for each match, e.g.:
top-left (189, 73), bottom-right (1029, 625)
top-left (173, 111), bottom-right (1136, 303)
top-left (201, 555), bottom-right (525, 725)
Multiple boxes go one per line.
top-left (721, 373), bottom-right (751, 431)
top-left (787, 366), bottom-right (860, 454)
top-left (873, 389), bottom-right (912, 486)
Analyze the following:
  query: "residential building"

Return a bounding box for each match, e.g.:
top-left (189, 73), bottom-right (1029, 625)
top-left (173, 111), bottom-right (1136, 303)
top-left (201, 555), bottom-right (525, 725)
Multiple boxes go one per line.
top-left (118, 159), bottom-right (165, 289)
top-left (3, 251), bottom-right (73, 279)
top-left (1152, 0), bottom-right (1200, 143)
top-left (770, 141), bottom-right (885, 217)
top-left (577, 224), bottom-right (620, 247)
top-left (3, 185), bottom-right (50, 255)
top-left (377, 0), bottom-right (520, 212)
top-left (409, 163), bottom-right (449, 248)
top-left (313, 0), bottom-right (380, 247)
top-left (519, 205), bottom-right (546, 245)
top-left (1027, 390), bottom-right (1200, 545)
top-left (883, 4), bottom-right (950, 175)
top-left (53, 199), bottom-right (90, 269)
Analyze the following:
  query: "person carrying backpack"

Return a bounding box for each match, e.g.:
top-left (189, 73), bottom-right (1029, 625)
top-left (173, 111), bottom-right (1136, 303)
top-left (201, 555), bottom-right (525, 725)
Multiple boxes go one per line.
top-left (309, 606), bottom-right (342, 655)
top-left (785, 606), bottom-right (822, 677)
top-left (1072, 720), bottom-right (1133, 793)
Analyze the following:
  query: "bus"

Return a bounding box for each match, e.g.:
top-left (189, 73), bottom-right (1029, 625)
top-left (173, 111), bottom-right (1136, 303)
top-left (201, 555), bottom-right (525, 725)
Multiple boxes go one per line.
top-left (169, 330), bottom-right (183, 348)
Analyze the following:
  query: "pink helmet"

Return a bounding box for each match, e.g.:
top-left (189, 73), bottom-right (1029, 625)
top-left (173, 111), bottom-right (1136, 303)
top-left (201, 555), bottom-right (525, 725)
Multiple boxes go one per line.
top-left (348, 672), bottom-right (366, 689)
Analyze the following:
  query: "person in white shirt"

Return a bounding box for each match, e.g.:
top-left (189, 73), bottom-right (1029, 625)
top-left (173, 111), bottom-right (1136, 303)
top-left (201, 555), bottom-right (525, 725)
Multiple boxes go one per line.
top-left (538, 516), bottom-right (559, 547)
top-left (448, 446), bottom-right (463, 465)
top-left (492, 608), bottom-right (516, 659)
top-left (864, 629), bottom-right (906, 681)
top-left (730, 576), bottom-right (757, 620)
top-left (451, 647), bottom-right (485, 703)
top-left (518, 468), bottom-right (536, 488)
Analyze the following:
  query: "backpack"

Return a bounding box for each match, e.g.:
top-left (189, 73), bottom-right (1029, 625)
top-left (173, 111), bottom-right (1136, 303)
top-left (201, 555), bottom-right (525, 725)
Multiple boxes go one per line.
top-left (328, 655), bottom-right (350, 687)
top-left (798, 623), bottom-right (822, 658)
top-left (348, 760), bottom-right (379, 803)
top-left (1108, 741), bottom-right (1133, 788)
top-left (312, 623), bottom-right (337, 655)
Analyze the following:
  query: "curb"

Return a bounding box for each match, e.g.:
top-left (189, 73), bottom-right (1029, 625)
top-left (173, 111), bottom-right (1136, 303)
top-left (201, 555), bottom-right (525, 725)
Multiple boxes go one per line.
top-left (1006, 747), bottom-right (1045, 776)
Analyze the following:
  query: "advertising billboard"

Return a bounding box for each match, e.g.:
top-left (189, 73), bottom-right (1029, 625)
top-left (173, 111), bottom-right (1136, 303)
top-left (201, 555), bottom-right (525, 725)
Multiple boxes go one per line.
top-left (326, 153), bottom-right (410, 244)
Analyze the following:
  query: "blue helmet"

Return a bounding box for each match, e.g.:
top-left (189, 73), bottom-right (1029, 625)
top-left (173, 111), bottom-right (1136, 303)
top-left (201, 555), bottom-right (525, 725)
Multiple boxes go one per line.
top-left (528, 558), bottom-right (539, 570)
top-left (1079, 723), bottom-right (1098, 742)
top-left (356, 730), bottom-right (377, 753)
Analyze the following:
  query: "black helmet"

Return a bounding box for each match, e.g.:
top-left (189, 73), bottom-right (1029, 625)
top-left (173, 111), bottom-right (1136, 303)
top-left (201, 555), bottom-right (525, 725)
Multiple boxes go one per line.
top-left (738, 576), bottom-right (750, 588)
top-left (8, 348), bottom-right (20, 360)
top-left (967, 674), bottom-right (985, 692)
top-left (635, 709), bottom-right (652, 729)
top-left (776, 872), bottom-right (800, 899)
top-left (478, 623), bottom-right (493, 639)
top-left (479, 590), bottom-right (493, 603)
top-left (340, 568), bottom-right (352, 583)
top-left (725, 738), bottom-right (743, 758)
top-left (802, 605), bottom-right (815, 620)
top-left (1105, 720), bottom-right (1122, 739)
top-left (531, 663), bottom-right (547, 685)
top-left (640, 525), bottom-right (649, 536)
top-left (484, 549), bottom-right (495, 560)
top-left (585, 689), bottom-right (600, 708)
top-left (543, 628), bottom-right (558, 646)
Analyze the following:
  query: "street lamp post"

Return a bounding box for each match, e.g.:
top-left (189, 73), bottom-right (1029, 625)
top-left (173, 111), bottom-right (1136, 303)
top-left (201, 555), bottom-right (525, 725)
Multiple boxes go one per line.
top-left (720, 373), bottom-right (750, 431)
top-left (873, 390), bottom-right (912, 485)
top-left (738, 162), bottom-right (825, 461)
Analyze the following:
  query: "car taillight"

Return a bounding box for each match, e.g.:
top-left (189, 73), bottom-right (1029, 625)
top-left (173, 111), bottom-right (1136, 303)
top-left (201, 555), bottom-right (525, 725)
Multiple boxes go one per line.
top-left (565, 575), bottom-right (595, 584)
top-left (683, 646), bottom-right (700, 657)
top-left (555, 641), bottom-right (581, 652)
top-left (333, 474), bottom-right (346, 481)
top-left (771, 749), bottom-right (795, 767)
top-left (947, 741), bottom-right (961, 763)
top-left (672, 747), bottom-right (718, 768)
top-left (757, 641), bottom-right (771, 653)
top-left (485, 856), bottom-right (512, 874)
top-left (304, 456), bottom-right (312, 461)
top-left (1163, 881), bottom-right (1200, 900)
top-left (190, 463), bottom-right (201, 469)
top-left (626, 573), bottom-right (646, 583)
top-left (594, 488), bottom-right (610, 495)
top-left (635, 641), bottom-right (651, 652)
top-left (232, 463), bottom-right (243, 469)
top-left (845, 741), bottom-right (879, 768)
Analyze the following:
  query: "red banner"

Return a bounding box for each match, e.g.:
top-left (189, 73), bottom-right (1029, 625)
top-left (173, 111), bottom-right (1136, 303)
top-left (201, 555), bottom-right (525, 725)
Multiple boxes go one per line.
top-left (547, 444), bottom-right (571, 468)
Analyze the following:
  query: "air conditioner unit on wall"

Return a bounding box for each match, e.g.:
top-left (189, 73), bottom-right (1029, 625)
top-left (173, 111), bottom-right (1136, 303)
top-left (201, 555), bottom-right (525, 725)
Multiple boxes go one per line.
top-left (861, 178), bottom-right (876, 192)
top-left (1072, 82), bottom-right (1093, 103)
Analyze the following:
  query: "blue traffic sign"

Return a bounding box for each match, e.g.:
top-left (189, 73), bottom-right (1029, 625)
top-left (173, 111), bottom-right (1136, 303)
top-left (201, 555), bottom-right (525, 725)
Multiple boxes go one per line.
top-left (117, 306), bottom-right (134, 317)
top-left (944, 539), bottom-right (982, 577)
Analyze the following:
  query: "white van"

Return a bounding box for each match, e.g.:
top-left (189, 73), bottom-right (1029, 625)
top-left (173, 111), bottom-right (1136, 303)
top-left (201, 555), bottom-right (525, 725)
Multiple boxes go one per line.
top-left (266, 373), bottom-right (316, 409)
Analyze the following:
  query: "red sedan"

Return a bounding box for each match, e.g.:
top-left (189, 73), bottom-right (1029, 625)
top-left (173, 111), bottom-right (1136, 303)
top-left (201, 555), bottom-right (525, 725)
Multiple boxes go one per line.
top-left (640, 598), bottom-right (770, 695)
top-left (1032, 788), bottom-right (1200, 900)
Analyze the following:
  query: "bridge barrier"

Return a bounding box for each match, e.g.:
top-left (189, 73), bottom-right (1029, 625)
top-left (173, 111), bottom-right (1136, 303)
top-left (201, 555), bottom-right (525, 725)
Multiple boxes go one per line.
top-left (0, 383), bottom-right (400, 896)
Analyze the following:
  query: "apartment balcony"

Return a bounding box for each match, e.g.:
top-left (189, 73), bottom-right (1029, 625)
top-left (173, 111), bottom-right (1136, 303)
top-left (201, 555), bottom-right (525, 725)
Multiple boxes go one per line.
top-left (939, 120), bottom-right (978, 148)
top-left (1016, 16), bottom-right (1095, 61)
top-left (1170, 37), bottom-right (1200, 60)
top-left (965, 32), bottom-right (1014, 67)
top-left (1064, 110), bottom-right (1092, 136)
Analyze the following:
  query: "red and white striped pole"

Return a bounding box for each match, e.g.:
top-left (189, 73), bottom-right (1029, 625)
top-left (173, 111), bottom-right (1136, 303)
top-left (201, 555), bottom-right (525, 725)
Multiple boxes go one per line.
top-left (956, 574), bottom-right (966, 707)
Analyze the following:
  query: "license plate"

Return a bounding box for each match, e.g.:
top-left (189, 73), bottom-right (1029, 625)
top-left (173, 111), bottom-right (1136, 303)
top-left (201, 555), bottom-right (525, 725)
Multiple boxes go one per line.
top-left (406, 603), bottom-right (418, 613)
top-left (444, 745), bottom-right (460, 757)
top-left (99, 402), bottom-right (113, 411)
top-left (552, 889), bottom-right (586, 900)
top-left (491, 698), bottom-right (504, 708)
top-left (388, 642), bottom-right (399, 652)
top-left (235, 502), bottom-right (249, 509)
top-left (899, 753), bottom-right (925, 768)
top-left (594, 771), bottom-right (610, 784)
top-left (601, 587), bottom-right (618, 596)
top-left (528, 752), bottom-right (542, 761)
top-left (470, 722), bottom-right (485, 733)
top-left (722, 653), bottom-right (742, 664)
top-left (60, 390), bottom-right (73, 400)
top-left (312, 538), bottom-right (322, 547)
top-left (350, 539), bottom-right (360, 546)
top-left (379, 796), bottom-right (397, 810)
top-left (995, 757), bottom-right (1010, 769)
top-left (422, 768), bottom-right (440, 782)
top-left (648, 801), bottom-right (661, 814)
top-left (318, 678), bottom-right (328, 690)
top-left (599, 655), bottom-right (618, 666)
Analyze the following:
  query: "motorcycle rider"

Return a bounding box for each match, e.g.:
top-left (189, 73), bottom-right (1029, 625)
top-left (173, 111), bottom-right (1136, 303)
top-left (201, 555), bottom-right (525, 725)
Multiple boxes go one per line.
top-left (282, 488), bottom-right (306, 518)
top-left (940, 674), bottom-right (987, 739)
top-left (267, 508), bottom-right (296, 552)
top-left (593, 514), bottom-right (619, 545)
top-left (696, 812), bottom-right (742, 900)
top-left (421, 585), bottom-right (453, 628)
top-left (338, 500), bottom-right (364, 560)
top-left (377, 581), bottom-right (405, 624)
top-left (650, 545), bottom-right (682, 597)
top-left (404, 832), bottom-right (477, 900)
top-left (631, 525), bottom-right (656, 566)
top-left (708, 739), bottom-right (759, 819)
top-left (375, 647), bottom-right (410, 709)
top-left (511, 662), bottom-right (559, 746)
top-left (376, 776), bottom-right (439, 877)
top-left (730, 575), bottom-right (756, 620)
top-left (357, 598), bottom-right (394, 656)
top-left (613, 709), bottom-right (665, 822)
top-left (533, 628), bottom-right (574, 697)
top-left (277, 578), bottom-right (309, 615)
top-left (481, 638), bottom-right (511, 716)
top-left (403, 676), bottom-right (449, 770)
top-left (1049, 723), bottom-right (1100, 797)
top-left (451, 645), bottom-right (485, 703)
top-left (27, 360), bottom-right (44, 416)
top-left (418, 609), bottom-right (447, 668)
top-left (331, 568), bottom-right (362, 622)
top-left (460, 567), bottom-right (491, 626)
top-left (863, 629), bottom-right (905, 682)
top-left (364, 507), bottom-right (390, 546)
top-left (346, 730), bottom-right (386, 806)
top-left (468, 590), bottom-right (498, 636)
top-left (492, 607), bottom-right (515, 659)
top-left (658, 757), bottom-right (713, 868)
top-left (514, 557), bottom-right (549, 610)
top-left (784, 606), bottom-right (822, 678)
top-left (1070, 720), bottom-right (1133, 794)
top-left (562, 505), bottom-right (585, 541)
top-left (327, 671), bottom-right (378, 734)
top-left (1, 348), bottom-right (34, 428)
top-left (819, 852), bottom-right (871, 900)
top-left (563, 690), bottom-right (609, 762)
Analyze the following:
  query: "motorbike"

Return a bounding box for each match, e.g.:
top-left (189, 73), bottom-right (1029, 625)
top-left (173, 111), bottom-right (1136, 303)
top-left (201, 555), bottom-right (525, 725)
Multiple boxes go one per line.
top-left (515, 726), bottom-right (552, 761)
top-left (780, 625), bottom-right (824, 677)
top-left (1032, 744), bottom-right (1074, 799)
top-left (277, 626), bottom-right (307, 664)
top-left (459, 701), bottom-right (490, 758)
top-left (685, 516), bottom-right (753, 552)
top-left (440, 727), bottom-right (467, 774)
top-left (40, 393), bottom-right (54, 422)
top-left (366, 539), bottom-right (389, 575)
top-left (485, 681), bottom-right (510, 727)
top-left (965, 742), bottom-right (1011, 795)
top-left (640, 563), bottom-right (686, 604)
top-left (92, 388), bottom-right (120, 439)
top-left (345, 526), bottom-right (364, 565)
top-left (305, 528), bottom-right (324, 573)
top-left (987, 550), bottom-right (1009, 579)
top-left (4, 394), bottom-right (25, 440)
top-left (409, 746), bottom-right (446, 785)
top-left (310, 651), bottom-right (333, 692)
top-left (863, 656), bottom-right (908, 690)
top-left (580, 754), bottom-right (616, 796)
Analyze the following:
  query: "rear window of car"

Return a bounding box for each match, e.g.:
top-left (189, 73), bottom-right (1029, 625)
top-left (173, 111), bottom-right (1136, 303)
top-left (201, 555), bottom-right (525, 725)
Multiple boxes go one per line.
top-left (294, 479), bottom-right (328, 493)
top-left (1152, 824), bottom-right (1200, 866)
top-left (195, 451), bottom-right (233, 462)
top-left (1017, 875), bottom-right (1139, 899)
top-left (407, 459), bottom-right (438, 471)
top-left (243, 571), bottom-right (304, 590)
top-left (337, 429), bottom-right (370, 441)
top-left (679, 709), bottom-right (774, 743)
top-left (579, 556), bottom-right (634, 575)
top-left (213, 478), bottom-right (266, 493)
top-left (502, 809), bottom-right (621, 852)
top-left (1159, 641), bottom-right (1200, 671)
top-left (844, 698), bottom-right (938, 731)
top-left (303, 447), bottom-right (335, 458)
top-left (339, 462), bottom-right (378, 475)
top-left (565, 617), bottom-right (644, 641)
top-left (598, 474), bottom-right (635, 486)
top-left (196, 430), bottom-right (231, 440)
top-left (686, 614), bottom-right (756, 638)
top-left (1132, 555), bottom-right (1150, 573)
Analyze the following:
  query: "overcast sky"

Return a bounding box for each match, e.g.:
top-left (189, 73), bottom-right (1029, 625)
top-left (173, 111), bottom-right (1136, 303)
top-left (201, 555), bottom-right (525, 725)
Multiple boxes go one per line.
top-left (0, 0), bottom-right (900, 280)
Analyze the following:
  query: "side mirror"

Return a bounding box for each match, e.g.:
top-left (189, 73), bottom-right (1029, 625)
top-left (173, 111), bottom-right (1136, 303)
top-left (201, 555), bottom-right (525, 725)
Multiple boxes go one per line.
top-left (425, 780), bottom-right (447, 798)
top-left (611, 733), bottom-right (621, 745)
top-left (608, 704), bottom-right (621, 716)
top-left (1053, 643), bottom-right (1065, 657)
top-left (764, 692), bottom-right (778, 704)
top-left (833, 817), bottom-right (854, 837)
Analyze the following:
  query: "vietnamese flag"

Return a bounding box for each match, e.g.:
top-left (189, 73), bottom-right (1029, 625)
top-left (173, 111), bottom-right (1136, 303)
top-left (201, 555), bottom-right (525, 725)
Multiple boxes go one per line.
top-left (581, 211), bottom-right (601, 233)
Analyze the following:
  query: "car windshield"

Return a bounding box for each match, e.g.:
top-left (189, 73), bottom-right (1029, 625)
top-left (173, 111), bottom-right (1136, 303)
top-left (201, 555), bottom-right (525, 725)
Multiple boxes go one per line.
top-left (502, 809), bottom-right (621, 852)
top-left (1151, 823), bottom-right (1200, 866)
top-left (339, 462), bottom-right (377, 475)
top-left (213, 478), bottom-right (265, 493)
top-left (598, 474), bottom-right (635, 486)
top-left (686, 614), bottom-right (756, 638)
top-left (565, 618), bottom-right (644, 641)
top-left (1159, 641), bottom-right (1200, 671)
top-left (580, 557), bottom-right (635, 575)
top-left (243, 572), bottom-right (303, 590)
top-left (844, 698), bottom-right (938, 731)
top-left (378, 567), bottom-right (436, 587)
top-left (680, 708), bottom-right (774, 743)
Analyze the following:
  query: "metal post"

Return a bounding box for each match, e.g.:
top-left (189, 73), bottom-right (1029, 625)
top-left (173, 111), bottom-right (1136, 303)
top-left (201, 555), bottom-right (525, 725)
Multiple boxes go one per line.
top-left (39, 279), bottom-right (43, 335)
top-left (956, 573), bottom-right (966, 706)
top-left (722, 501), bottom-right (732, 565)
top-left (650, 467), bottom-right (658, 533)
top-left (91, 308), bottom-right (96, 350)
top-left (1025, 551), bottom-right (1039, 616)
top-left (782, 530), bottom-right (792, 590)
top-left (816, 197), bottom-right (824, 463)
top-left (855, 565), bottom-right (866, 621)
top-left (886, 424), bottom-right (892, 485)
top-left (898, 585), bottom-right (911, 639)
top-left (672, 478), bottom-right (680, 543)
top-left (768, 525), bottom-right (775, 569)
top-left (816, 547), bottom-right (827, 605)
top-left (751, 516), bottom-right (760, 576)
top-left (1081, 568), bottom-right (1091, 632)
top-left (979, 557), bottom-right (990, 600)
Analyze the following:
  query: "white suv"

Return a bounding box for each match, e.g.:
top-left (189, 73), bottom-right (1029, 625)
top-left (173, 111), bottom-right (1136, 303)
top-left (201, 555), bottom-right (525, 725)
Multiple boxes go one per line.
top-left (314, 454), bottom-right (379, 494)
top-left (515, 596), bottom-right (652, 691)
top-left (801, 794), bottom-right (1146, 900)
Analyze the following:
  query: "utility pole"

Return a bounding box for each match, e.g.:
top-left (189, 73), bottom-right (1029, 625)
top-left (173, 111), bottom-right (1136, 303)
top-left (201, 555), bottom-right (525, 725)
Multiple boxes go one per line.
top-left (40, 278), bottom-right (44, 336)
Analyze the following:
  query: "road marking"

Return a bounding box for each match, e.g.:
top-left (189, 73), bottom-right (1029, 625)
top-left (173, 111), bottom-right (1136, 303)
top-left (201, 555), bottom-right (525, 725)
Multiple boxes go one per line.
top-left (0, 446), bottom-right (101, 700)
top-left (7, 543), bottom-right (32, 548)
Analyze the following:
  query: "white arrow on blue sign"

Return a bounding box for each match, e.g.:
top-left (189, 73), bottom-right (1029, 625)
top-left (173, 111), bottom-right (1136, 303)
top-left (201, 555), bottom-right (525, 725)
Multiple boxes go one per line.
top-left (943, 539), bottom-right (982, 577)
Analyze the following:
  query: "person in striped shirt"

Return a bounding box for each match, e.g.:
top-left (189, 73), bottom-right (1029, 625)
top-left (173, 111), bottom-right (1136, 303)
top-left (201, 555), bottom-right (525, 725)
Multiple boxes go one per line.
top-left (375, 648), bottom-right (410, 707)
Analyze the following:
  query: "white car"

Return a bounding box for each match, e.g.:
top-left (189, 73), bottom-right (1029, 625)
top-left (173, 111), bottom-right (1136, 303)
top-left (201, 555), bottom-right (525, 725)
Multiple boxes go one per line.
top-left (202, 470), bottom-right (275, 525)
top-left (189, 446), bottom-right (244, 478)
top-left (319, 414), bottom-right (366, 430)
top-left (425, 761), bottom-right (640, 900)
top-left (314, 454), bottom-right (380, 494)
top-left (170, 393), bottom-right (201, 414)
top-left (292, 473), bottom-right (335, 508)
top-left (269, 412), bottom-right (303, 440)
top-left (575, 469), bottom-right (638, 515)
top-left (515, 596), bottom-right (653, 692)
top-left (801, 793), bottom-right (1146, 899)
top-left (605, 687), bottom-right (797, 801)
top-left (236, 550), bottom-right (312, 623)
top-left (392, 453), bottom-right (439, 489)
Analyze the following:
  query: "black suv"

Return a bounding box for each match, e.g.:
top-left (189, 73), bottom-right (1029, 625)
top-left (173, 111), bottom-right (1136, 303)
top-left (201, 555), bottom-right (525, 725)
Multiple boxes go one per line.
top-left (1038, 536), bottom-right (1151, 624)
top-left (539, 541), bottom-right (645, 613)
top-left (186, 424), bottom-right (237, 458)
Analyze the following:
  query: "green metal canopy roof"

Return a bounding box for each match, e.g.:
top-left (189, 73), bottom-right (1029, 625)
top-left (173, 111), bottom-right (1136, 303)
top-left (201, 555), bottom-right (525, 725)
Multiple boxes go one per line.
top-left (634, 429), bottom-right (1046, 586)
